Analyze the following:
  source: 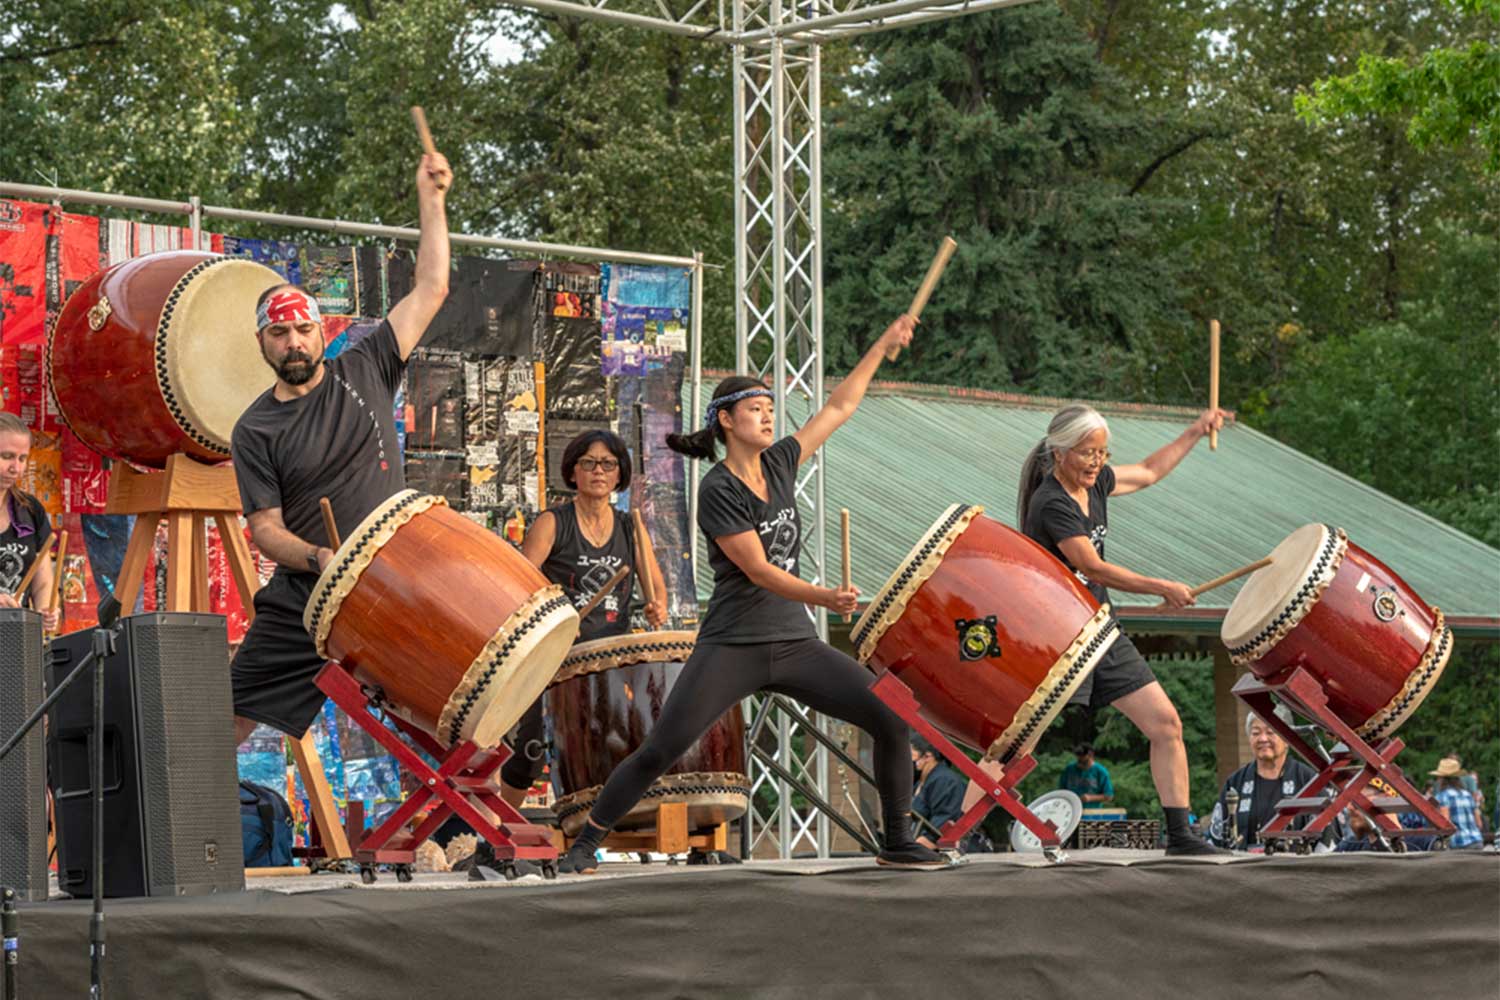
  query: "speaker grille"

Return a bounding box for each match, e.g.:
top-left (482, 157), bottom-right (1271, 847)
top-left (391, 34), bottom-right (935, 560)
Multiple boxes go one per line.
top-left (0, 610), bottom-right (48, 901)
top-left (130, 614), bottom-right (243, 895)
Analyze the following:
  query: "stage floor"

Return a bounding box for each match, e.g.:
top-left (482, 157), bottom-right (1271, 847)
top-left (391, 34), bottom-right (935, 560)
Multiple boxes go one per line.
top-left (16, 850), bottom-right (1499, 998)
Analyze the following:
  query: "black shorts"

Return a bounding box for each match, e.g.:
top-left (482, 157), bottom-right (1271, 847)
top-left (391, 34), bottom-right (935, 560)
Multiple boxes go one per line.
top-left (1068, 632), bottom-right (1156, 711)
top-left (230, 573), bottom-right (328, 737)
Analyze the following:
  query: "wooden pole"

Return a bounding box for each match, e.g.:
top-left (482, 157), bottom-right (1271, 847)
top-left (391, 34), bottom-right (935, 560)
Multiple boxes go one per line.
top-left (1209, 319), bottom-right (1221, 451)
top-left (840, 508), bottom-right (852, 624)
top-left (1190, 557), bottom-right (1272, 598)
top-left (319, 497), bottom-right (341, 551)
top-left (576, 564), bottom-right (630, 622)
top-left (888, 236), bottom-right (957, 360)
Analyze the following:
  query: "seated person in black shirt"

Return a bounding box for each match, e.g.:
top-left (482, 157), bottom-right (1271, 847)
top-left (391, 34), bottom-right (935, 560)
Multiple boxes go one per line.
top-left (556, 314), bottom-right (950, 873)
top-left (1014, 403), bottom-right (1229, 856)
top-left (1209, 708), bottom-right (1325, 849)
top-left (228, 148), bottom-right (453, 745)
top-left (911, 734), bottom-right (966, 849)
top-left (498, 429), bottom-right (668, 808)
top-left (0, 412), bottom-right (59, 632)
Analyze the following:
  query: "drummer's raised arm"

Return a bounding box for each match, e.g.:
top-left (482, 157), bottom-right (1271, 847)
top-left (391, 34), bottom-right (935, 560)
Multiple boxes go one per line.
top-left (1112, 408), bottom-right (1230, 496)
top-left (792, 314), bottom-right (914, 464)
top-left (387, 150), bottom-right (454, 361)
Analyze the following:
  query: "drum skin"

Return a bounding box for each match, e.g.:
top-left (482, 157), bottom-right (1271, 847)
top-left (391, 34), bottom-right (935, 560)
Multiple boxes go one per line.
top-left (547, 633), bottom-right (748, 835)
top-left (858, 509), bottom-right (1105, 757)
top-left (308, 494), bottom-right (578, 748)
top-left (49, 251), bottom-right (257, 467)
top-left (1242, 540), bottom-right (1443, 734)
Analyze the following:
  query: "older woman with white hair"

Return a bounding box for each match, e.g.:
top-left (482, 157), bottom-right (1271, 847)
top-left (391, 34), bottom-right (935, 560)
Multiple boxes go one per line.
top-left (1016, 402), bottom-right (1228, 855)
top-left (1208, 707), bottom-right (1324, 849)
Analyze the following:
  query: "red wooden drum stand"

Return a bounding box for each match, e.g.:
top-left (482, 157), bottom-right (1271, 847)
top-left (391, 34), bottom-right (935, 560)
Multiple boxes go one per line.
top-left (1232, 667), bottom-right (1455, 854)
top-left (869, 670), bottom-right (1066, 860)
top-left (309, 661), bottom-right (559, 881)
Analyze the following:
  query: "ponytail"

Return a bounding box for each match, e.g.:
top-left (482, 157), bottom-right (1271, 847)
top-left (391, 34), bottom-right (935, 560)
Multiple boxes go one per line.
top-left (666, 375), bottom-right (771, 463)
top-left (1015, 404), bottom-right (1109, 526)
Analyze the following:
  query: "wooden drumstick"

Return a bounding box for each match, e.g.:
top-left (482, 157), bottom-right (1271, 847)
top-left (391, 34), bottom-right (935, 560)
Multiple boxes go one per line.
top-left (889, 236), bottom-right (958, 360)
top-left (631, 508), bottom-right (659, 629)
top-left (319, 497), bottom-right (341, 551)
top-left (11, 533), bottom-right (55, 597)
top-left (46, 530), bottom-right (68, 615)
top-left (840, 508), bottom-right (852, 624)
top-left (1190, 557), bottom-right (1273, 598)
top-left (410, 106), bottom-right (449, 192)
top-left (576, 563), bottom-right (630, 622)
top-left (1209, 319), bottom-right (1220, 451)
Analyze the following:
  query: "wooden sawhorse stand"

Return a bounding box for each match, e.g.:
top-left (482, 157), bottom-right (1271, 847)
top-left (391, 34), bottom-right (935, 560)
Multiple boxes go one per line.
top-left (869, 670), bottom-right (1065, 860)
top-left (560, 802), bottom-right (732, 864)
top-left (106, 454), bottom-right (352, 864)
top-left (1233, 666), bottom-right (1455, 854)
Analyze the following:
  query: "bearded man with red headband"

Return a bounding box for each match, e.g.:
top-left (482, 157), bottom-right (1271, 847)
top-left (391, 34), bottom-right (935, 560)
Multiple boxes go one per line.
top-left (228, 150), bottom-right (453, 745)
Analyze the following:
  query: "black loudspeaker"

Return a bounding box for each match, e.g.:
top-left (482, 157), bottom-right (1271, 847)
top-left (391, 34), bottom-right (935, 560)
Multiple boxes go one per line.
top-left (46, 613), bottom-right (244, 898)
top-left (0, 608), bottom-right (48, 902)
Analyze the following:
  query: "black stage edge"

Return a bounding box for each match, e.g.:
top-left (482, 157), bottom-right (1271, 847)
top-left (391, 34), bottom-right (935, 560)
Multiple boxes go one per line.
top-left (15, 853), bottom-right (1499, 999)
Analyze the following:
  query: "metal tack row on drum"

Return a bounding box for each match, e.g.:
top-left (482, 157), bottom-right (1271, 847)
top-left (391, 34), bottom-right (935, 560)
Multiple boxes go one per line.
top-left (856, 506), bottom-right (1451, 758)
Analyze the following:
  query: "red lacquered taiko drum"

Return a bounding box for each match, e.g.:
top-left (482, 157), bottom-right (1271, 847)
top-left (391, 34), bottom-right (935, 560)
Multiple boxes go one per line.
top-left (546, 631), bottom-right (749, 838)
top-left (1221, 524), bottom-right (1453, 742)
top-left (305, 491), bottom-right (580, 748)
top-left (48, 250), bottom-right (283, 467)
top-left (852, 504), bottom-right (1117, 763)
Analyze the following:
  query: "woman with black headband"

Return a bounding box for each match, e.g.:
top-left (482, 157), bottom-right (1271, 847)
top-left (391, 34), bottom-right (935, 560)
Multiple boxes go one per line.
top-left (557, 312), bottom-right (947, 873)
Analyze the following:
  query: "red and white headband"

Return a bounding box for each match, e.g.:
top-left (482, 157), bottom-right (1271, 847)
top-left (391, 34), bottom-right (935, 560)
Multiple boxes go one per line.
top-left (256, 288), bottom-right (321, 330)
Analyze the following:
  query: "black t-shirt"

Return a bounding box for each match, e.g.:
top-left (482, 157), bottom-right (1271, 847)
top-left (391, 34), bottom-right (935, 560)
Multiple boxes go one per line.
top-left (695, 436), bottom-right (817, 645)
top-left (0, 490), bottom-right (52, 603)
top-left (1023, 465), bottom-right (1116, 607)
top-left (539, 502), bottom-right (635, 642)
top-left (231, 321), bottom-right (406, 575)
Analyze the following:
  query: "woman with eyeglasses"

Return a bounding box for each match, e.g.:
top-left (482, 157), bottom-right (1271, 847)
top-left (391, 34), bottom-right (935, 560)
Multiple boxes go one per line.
top-left (556, 312), bottom-right (949, 874)
top-left (489, 430), bottom-right (668, 813)
top-left (1014, 403), bottom-right (1229, 855)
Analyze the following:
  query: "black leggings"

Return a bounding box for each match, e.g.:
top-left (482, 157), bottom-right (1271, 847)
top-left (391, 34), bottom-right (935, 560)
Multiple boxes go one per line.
top-left (588, 638), bottom-right (916, 842)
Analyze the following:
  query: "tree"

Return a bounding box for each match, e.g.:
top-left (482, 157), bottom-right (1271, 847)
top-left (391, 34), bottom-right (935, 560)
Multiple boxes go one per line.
top-left (1297, 0), bottom-right (1500, 171)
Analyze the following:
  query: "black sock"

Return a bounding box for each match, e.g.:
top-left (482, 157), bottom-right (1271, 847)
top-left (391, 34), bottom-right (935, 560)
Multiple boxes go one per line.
top-left (1164, 807), bottom-right (1195, 844)
top-left (571, 817), bottom-right (608, 853)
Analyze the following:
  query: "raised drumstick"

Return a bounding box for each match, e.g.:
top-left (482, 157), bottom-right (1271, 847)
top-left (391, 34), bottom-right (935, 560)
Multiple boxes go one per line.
top-left (12, 533), bottom-right (55, 598)
top-left (319, 497), bottom-right (341, 551)
top-left (577, 564), bottom-right (630, 622)
top-left (889, 236), bottom-right (958, 360)
top-left (631, 508), bottom-right (659, 629)
top-left (1209, 319), bottom-right (1220, 451)
top-left (840, 508), bottom-right (853, 624)
top-left (410, 106), bottom-right (449, 192)
top-left (46, 530), bottom-right (68, 619)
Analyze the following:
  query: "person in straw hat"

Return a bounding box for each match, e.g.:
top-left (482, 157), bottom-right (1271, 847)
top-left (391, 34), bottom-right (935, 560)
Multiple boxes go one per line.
top-left (1431, 757), bottom-right (1484, 849)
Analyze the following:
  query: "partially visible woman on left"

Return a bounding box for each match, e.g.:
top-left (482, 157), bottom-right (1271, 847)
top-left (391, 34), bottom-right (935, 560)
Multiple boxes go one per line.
top-left (0, 412), bottom-right (60, 631)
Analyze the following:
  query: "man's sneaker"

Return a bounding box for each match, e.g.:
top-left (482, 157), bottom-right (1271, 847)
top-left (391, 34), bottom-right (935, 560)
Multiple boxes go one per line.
top-left (557, 840), bottom-right (600, 875)
top-left (1164, 834), bottom-right (1232, 857)
top-left (876, 842), bottom-right (949, 869)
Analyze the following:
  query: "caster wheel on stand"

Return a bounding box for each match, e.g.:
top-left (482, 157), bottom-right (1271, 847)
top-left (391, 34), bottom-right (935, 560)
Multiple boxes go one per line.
top-left (395, 864), bottom-right (414, 883)
top-left (359, 866), bottom-right (378, 885)
top-left (541, 861), bottom-right (558, 880)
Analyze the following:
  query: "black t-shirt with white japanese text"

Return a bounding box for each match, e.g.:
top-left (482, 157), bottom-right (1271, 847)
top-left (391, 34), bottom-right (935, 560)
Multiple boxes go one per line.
top-left (231, 321), bottom-right (406, 576)
top-left (0, 489), bottom-right (52, 603)
top-left (1023, 465), bottom-right (1116, 608)
top-left (539, 502), bottom-right (635, 642)
top-left (695, 436), bottom-right (816, 645)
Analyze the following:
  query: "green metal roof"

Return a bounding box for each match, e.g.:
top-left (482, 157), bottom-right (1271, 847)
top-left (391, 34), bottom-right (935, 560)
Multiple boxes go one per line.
top-left (686, 376), bottom-right (1500, 638)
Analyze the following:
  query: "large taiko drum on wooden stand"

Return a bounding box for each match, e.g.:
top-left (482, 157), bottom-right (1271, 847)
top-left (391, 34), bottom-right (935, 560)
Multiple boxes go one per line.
top-left (1221, 524), bottom-right (1453, 743)
top-left (48, 250), bottom-right (282, 467)
top-left (852, 504), bottom-right (1118, 763)
top-left (546, 631), bottom-right (750, 838)
top-left (305, 491), bottom-right (580, 749)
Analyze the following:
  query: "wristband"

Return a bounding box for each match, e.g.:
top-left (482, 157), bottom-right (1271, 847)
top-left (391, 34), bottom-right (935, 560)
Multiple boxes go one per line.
top-left (306, 547), bottom-right (321, 572)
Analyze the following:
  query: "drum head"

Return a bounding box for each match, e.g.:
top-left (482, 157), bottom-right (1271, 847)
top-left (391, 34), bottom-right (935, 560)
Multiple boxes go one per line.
top-left (551, 630), bottom-right (697, 686)
top-left (1009, 789), bottom-right (1084, 853)
top-left (159, 257), bottom-right (283, 453)
top-left (1221, 524), bottom-right (1333, 649)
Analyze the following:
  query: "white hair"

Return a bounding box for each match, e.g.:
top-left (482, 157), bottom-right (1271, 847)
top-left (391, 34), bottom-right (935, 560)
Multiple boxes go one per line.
top-left (1245, 704), bottom-right (1294, 738)
top-left (1016, 405), bottom-right (1110, 526)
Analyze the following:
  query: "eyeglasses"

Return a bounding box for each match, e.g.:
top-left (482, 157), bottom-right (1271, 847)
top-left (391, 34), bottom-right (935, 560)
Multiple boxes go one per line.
top-left (1070, 448), bottom-right (1111, 465)
top-left (576, 458), bottom-right (619, 472)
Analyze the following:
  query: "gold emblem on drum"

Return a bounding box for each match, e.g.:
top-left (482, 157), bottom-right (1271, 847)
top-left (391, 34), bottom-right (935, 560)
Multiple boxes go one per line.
top-left (87, 295), bottom-right (112, 331)
top-left (1371, 587), bottom-right (1402, 623)
top-left (956, 616), bottom-right (1002, 661)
